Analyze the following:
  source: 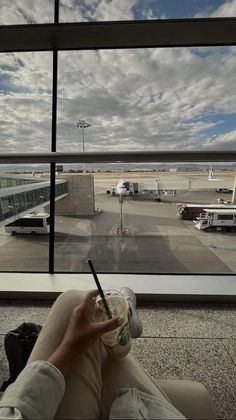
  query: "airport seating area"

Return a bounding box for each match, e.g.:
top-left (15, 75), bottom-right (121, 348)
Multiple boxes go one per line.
top-left (0, 298), bottom-right (235, 419)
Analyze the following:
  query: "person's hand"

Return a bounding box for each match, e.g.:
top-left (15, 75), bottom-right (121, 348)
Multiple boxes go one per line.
top-left (60, 289), bottom-right (122, 352)
top-left (47, 290), bottom-right (122, 378)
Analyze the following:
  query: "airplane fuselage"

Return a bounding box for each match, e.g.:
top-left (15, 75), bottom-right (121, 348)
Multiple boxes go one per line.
top-left (106, 180), bottom-right (140, 196)
top-left (106, 179), bottom-right (162, 200)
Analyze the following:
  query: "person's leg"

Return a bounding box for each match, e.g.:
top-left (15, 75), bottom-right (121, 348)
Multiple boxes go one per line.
top-left (101, 351), bottom-right (172, 418)
top-left (102, 354), bottom-right (217, 420)
top-left (28, 290), bottom-right (102, 420)
top-left (158, 379), bottom-right (217, 420)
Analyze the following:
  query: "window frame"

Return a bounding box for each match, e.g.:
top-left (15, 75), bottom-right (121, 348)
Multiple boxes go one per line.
top-left (0, 2), bottom-right (236, 282)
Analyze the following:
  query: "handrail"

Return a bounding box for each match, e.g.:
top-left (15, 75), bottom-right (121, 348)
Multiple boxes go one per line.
top-left (1, 18), bottom-right (236, 52)
top-left (0, 151), bottom-right (236, 164)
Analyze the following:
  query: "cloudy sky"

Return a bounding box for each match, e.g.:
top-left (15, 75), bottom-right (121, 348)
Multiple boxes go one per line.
top-left (0, 0), bottom-right (236, 154)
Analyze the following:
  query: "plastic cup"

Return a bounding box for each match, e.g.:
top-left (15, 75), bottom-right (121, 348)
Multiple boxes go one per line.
top-left (94, 289), bottom-right (131, 359)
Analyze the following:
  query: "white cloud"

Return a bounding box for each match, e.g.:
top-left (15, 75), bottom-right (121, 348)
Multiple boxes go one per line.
top-left (0, 0), bottom-right (54, 24)
top-left (1, 1), bottom-right (236, 153)
top-left (56, 45), bottom-right (236, 152)
top-left (59, 0), bottom-right (136, 22)
top-left (210, 0), bottom-right (236, 17)
top-left (2, 45), bottom-right (236, 153)
top-left (202, 130), bottom-right (236, 149)
top-left (0, 52), bottom-right (52, 153)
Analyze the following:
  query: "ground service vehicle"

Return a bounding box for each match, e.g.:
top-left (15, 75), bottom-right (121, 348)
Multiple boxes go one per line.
top-left (177, 203), bottom-right (236, 220)
top-left (215, 188), bottom-right (232, 193)
top-left (5, 213), bottom-right (50, 234)
top-left (194, 209), bottom-right (236, 232)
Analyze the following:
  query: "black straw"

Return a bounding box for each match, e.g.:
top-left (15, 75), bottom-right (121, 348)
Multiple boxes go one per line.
top-left (88, 259), bottom-right (112, 319)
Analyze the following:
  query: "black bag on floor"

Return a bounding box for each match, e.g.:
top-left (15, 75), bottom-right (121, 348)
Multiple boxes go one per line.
top-left (0, 322), bottom-right (42, 392)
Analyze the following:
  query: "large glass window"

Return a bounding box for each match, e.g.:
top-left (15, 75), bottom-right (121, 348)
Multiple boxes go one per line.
top-left (0, 52), bottom-right (52, 153)
top-left (1, 6), bottom-right (236, 276)
top-left (59, 0), bottom-right (236, 23)
top-left (57, 47), bottom-right (236, 153)
top-left (0, 164), bottom-right (50, 272)
top-left (54, 163), bottom-right (236, 274)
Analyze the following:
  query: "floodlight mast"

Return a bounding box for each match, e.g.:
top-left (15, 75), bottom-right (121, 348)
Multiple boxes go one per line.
top-left (76, 119), bottom-right (92, 173)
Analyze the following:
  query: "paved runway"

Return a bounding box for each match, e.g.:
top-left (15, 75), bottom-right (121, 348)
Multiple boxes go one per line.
top-left (0, 175), bottom-right (235, 273)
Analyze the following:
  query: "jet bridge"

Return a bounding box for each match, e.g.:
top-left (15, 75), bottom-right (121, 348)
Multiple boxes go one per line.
top-left (156, 177), bottom-right (235, 191)
top-left (0, 178), bottom-right (68, 226)
top-left (156, 175), bottom-right (236, 204)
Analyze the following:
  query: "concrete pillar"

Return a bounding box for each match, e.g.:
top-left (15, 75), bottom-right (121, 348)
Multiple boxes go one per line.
top-left (53, 174), bottom-right (96, 216)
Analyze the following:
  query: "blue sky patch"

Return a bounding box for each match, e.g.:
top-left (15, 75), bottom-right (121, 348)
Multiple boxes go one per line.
top-left (133, 0), bottom-right (228, 20)
top-left (187, 113), bottom-right (236, 138)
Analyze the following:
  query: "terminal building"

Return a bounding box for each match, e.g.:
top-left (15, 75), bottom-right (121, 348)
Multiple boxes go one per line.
top-left (0, 173), bottom-right (95, 226)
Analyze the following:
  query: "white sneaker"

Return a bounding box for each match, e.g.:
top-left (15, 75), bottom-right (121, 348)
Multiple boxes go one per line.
top-left (120, 287), bottom-right (143, 338)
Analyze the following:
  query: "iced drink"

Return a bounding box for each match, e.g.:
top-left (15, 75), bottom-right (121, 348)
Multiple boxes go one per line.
top-left (95, 289), bottom-right (131, 359)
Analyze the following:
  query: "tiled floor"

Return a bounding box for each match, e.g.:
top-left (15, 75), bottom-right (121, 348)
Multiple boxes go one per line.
top-left (0, 300), bottom-right (236, 419)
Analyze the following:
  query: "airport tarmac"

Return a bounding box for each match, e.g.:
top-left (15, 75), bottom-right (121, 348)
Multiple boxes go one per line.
top-left (0, 174), bottom-right (235, 273)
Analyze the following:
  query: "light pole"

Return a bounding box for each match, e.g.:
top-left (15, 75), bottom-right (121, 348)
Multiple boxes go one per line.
top-left (116, 194), bottom-right (126, 235)
top-left (76, 119), bottom-right (91, 173)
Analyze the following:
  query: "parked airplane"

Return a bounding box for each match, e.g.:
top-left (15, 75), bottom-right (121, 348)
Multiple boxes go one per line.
top-left (106, 178), bottom-right (190, 201)
top-left (106, 180), bottom-right (161, 200)
top-left (105, 167), bottom-right (234, 200)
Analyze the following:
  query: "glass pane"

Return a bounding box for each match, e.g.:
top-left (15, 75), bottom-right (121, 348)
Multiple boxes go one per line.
top-left (0, 52), bottom-right (52, 153)
top-left (58, 47), bottom-right (236, 152)
top-left (0, 0), bottom-right (54, 25)
top-left (0, 164), bottom-right (50, 271)
top-left (59, 0), bottom-right (236, 22)
top-left (54, 162), bottom-right (236, 274)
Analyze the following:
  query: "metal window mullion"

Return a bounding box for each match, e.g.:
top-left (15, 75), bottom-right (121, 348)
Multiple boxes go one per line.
top-left (49, 48), bottom-right (58, 273)
top-left (0, 151), bottom-right (236, 163)
top-left (49, 162), bottom-right (56, 273)
top-left (54, 0), bottom-right (59, 24)
top-left (1, 19), bottom-right (236, 52)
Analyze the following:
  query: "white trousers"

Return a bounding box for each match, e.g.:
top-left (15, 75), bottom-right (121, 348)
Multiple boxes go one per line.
top-left (28, 290), bottom-right (217, 419)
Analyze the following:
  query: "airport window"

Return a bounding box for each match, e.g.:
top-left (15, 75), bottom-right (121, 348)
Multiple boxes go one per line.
top-left (1, 197), bottom-right (15, 219)
top-left (0, 2), bottom-right (236, 283)
top-left (14, 194), bottom-right (26, 213)
top-left (0, 164), bottom-right (50, 272)
top-left (24, 191), bottom-right (36, 210)
top-left (57, 46), bottom-right (236, 153)
top-left (53, 163), bottom-right (236, 274)
top-left (0, 52), bottom-right (52, 154)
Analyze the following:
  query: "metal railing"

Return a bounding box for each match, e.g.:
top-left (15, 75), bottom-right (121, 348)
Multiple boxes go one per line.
top-left (0, 151), bottom-right (236, 164)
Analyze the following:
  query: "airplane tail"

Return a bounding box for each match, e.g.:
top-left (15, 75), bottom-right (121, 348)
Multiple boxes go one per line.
top-left (208, 165), bottom-right (215, 180)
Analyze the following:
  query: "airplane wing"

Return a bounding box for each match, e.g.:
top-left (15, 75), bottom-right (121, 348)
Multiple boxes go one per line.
top-left (141, 188), bottom-right (158, 194)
